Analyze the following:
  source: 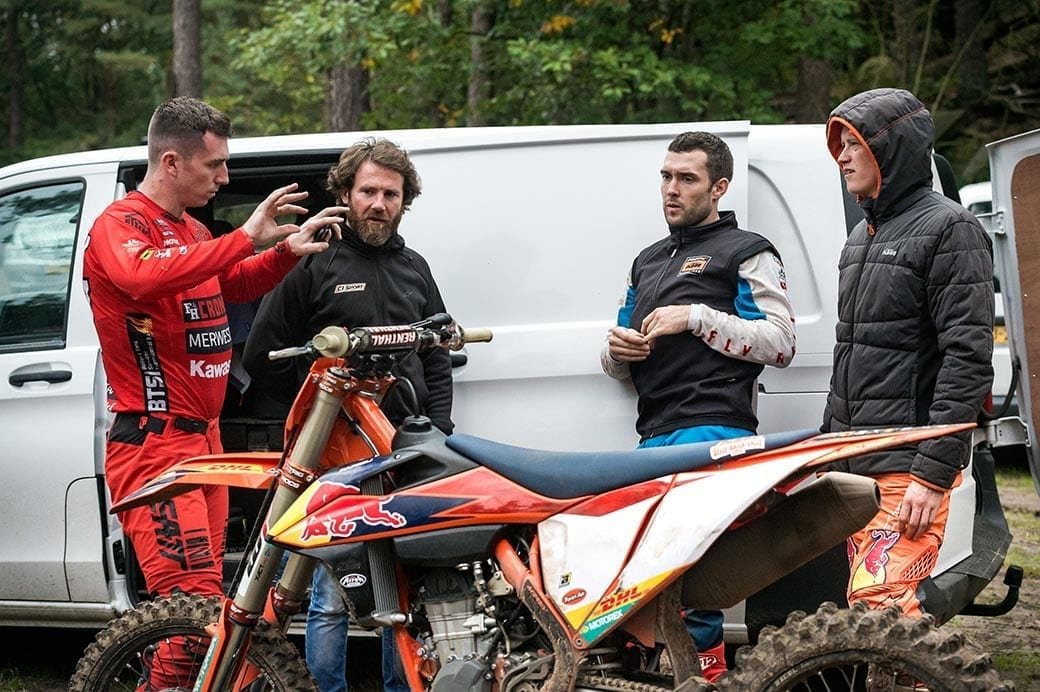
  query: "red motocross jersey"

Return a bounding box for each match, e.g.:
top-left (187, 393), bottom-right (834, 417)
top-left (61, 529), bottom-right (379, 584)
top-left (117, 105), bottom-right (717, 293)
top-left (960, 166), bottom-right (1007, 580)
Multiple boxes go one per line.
top-left (84, 191), bottom-right (298, 420)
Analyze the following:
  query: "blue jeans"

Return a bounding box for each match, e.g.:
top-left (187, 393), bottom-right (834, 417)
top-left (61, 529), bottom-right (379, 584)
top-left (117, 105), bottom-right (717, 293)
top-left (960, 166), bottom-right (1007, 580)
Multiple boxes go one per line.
top-left (305, 565), bottom-right (409, 691)
top-left (639, 424), bottom-right (753, 652)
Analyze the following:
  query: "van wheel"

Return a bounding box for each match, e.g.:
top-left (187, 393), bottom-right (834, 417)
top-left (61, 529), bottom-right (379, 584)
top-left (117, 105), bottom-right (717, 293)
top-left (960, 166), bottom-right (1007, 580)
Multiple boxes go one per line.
top-left (718, 601), bottom-right (1011, 691)
top-left (69, 592), bottom-right (316, 691)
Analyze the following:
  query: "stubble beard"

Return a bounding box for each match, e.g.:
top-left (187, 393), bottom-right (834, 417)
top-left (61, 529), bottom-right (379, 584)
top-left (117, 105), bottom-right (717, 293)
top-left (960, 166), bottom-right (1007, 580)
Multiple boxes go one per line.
top-left (666, 200), bottom-right (712, 228)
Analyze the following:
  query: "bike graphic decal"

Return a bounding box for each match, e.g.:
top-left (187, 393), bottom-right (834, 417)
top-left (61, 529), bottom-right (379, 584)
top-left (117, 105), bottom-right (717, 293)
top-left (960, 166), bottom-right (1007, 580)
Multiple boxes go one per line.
top-left (574, 572), bottom-right (672, 643)
top-left (301, 497), bottom-right (407, 541)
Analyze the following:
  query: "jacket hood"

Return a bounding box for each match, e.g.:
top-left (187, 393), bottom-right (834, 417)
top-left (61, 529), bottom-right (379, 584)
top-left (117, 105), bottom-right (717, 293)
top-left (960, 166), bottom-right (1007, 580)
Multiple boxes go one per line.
top-left (826, 88), bottom-right (934, 224)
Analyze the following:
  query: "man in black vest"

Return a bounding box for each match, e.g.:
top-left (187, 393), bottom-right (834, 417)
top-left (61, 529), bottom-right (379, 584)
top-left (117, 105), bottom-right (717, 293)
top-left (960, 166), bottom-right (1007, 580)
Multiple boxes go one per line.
top-left (601, 131), bottom-right (796, 682)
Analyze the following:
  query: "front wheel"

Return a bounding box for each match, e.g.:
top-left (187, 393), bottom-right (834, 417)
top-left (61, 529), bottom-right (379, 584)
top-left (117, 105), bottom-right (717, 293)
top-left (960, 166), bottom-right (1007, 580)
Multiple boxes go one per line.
top-left (719, 601), bottom-right (1012, 691)
top-left (70, 592), bottom-right (316, 691)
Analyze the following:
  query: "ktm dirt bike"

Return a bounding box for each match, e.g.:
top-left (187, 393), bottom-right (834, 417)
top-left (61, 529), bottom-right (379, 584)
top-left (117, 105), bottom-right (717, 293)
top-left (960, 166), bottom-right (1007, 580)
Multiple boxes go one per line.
top-left (70, 314), bottom-right (1011, 691)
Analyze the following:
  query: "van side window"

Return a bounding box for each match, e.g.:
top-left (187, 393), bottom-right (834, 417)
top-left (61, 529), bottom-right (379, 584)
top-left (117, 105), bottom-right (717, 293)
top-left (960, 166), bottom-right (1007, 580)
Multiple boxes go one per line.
top-left (0, 181), bottom-right (83, 350)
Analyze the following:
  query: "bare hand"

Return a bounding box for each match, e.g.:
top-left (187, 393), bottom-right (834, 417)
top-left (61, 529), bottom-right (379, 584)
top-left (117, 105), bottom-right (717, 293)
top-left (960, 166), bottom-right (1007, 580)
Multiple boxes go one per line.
top-left (607, 326), bottom-right (651, 362)
top-left (241, 183), bottom-right (311, 248)
top-left (897, 480), bottom-right (945, 539)
top-left (640, 305), bottom-right (691, 344)
top-left (284, 206), bottom-right (349, 257)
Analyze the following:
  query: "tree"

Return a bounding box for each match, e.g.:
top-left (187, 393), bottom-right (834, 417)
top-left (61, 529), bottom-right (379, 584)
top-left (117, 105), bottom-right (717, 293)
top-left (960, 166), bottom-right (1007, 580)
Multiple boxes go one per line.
top-left (4, 6), bottom-right (23, 151)
top-left (466, 1), bottom-right (494, 126)
top-left (172, 0), bottom-right (202, 96)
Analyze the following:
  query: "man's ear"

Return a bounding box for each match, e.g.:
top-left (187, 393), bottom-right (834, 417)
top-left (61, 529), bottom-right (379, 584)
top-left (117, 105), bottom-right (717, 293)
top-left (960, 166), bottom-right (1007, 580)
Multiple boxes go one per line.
top-left (160, 150), bottom-right (180, 176)
top-left (712, 177), bottom-right (729, 201)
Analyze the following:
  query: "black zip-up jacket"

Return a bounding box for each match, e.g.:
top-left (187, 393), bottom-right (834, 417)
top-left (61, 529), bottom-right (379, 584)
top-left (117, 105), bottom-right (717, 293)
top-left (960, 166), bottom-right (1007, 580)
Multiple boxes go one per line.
top-left (627, 212), bottom-right (776, 438)
top-left (243, 227), bottom-right (453, 433)
top-left (822, 88), bottom-right (993, 489)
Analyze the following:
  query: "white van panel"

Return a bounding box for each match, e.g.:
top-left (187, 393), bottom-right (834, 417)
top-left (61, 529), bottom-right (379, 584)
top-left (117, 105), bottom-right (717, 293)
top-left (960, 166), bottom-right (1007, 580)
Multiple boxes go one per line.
top-left (407, 124), bottom-right (753, 450)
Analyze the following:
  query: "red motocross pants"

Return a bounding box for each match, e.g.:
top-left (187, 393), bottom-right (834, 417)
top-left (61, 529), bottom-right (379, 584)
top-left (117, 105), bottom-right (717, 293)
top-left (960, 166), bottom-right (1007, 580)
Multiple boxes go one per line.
top-left (106, 413), bottom-right (228, 599)
top-left (846, 472), bottom-right (958, 619)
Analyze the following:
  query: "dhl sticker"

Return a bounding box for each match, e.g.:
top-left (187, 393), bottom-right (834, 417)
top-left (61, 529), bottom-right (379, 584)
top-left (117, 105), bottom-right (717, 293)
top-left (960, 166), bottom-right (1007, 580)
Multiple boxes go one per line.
top-left (572, 571), bottom-right (676, 644)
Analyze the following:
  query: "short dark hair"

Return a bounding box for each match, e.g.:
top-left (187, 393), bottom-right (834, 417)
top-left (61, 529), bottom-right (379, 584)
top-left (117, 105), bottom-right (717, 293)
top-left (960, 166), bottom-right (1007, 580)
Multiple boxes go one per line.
top-left (147, 97), bottom-right (232, 164)
top-left (667, 131), bottom-right (733, 183)
top-left (327, 137), bottom-right (422, 209)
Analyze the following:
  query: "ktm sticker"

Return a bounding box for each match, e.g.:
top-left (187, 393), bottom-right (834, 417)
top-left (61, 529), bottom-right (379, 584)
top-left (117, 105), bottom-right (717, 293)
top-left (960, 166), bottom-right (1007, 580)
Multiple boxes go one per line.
top-left (709, 435), bottom-right (766, 460)
top-left (679, 255), bottom-right (711, 275)
top-left (562, 588), bottom-right (587, 605)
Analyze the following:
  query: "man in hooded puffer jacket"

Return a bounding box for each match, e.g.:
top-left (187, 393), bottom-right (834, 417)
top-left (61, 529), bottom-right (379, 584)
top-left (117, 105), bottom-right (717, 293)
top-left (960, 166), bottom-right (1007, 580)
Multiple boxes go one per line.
top-left (822, 88), bottom-right (994, 619)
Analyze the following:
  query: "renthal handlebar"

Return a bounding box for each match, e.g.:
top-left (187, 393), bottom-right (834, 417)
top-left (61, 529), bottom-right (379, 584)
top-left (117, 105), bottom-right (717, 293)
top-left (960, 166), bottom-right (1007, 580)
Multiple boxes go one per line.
top-left (267, 318), bottom-right (493, 361)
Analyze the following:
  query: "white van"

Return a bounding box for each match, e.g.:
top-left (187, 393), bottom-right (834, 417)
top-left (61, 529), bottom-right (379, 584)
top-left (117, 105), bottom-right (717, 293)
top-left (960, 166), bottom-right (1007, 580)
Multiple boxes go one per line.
top-left (0, 122), bottom-right (1029, 643)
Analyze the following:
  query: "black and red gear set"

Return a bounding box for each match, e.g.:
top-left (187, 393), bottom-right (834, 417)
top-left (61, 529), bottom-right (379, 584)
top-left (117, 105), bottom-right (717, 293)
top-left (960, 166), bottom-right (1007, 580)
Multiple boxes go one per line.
top-left (84, 190), bottom-right (300, 597)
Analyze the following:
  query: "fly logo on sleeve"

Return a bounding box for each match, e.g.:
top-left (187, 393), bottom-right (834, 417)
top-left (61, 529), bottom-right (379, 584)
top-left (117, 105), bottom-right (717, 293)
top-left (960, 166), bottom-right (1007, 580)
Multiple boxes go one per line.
top-left (679, 255), bottom-right (711, 276)
top-left (334, 283), bottom-right (366, 294)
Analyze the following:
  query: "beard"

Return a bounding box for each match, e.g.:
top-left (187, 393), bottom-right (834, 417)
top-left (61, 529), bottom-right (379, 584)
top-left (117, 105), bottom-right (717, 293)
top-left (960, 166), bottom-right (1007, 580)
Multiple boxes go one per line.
top-left (666, 196), bottom-right (714, 228)
top-left (347, 206), bottom-right (403, 247)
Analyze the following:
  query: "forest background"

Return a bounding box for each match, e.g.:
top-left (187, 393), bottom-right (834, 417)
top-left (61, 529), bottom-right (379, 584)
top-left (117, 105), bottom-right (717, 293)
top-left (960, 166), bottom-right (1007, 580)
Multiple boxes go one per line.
top-left (2, 0), bottom-right (1038, 184)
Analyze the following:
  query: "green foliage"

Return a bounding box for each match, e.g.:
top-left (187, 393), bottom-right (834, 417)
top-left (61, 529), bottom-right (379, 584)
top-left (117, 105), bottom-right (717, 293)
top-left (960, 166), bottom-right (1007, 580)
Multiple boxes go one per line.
top-left (1, 0), bottom-right (1038, 179)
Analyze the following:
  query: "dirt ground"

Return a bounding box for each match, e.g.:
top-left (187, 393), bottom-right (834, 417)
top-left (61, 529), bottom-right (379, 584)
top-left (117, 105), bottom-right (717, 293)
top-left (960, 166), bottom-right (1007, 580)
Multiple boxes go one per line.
top-left (949, 478), bottom-right (1040, 691)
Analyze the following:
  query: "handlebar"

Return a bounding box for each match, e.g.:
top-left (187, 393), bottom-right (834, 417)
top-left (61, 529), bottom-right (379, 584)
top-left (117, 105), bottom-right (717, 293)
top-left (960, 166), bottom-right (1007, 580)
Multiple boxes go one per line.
top-left (267, 316), bottom-right (493, 361)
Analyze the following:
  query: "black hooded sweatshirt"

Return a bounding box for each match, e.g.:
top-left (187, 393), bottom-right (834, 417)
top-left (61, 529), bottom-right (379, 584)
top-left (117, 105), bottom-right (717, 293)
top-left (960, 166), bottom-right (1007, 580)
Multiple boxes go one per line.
top-left (821, 88), bottom-right (994, 489)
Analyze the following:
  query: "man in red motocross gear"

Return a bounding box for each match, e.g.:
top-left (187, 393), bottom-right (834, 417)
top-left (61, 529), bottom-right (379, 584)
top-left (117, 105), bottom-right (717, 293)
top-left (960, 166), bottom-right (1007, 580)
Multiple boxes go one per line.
top-left (83, 97), bottom-right (346, 607)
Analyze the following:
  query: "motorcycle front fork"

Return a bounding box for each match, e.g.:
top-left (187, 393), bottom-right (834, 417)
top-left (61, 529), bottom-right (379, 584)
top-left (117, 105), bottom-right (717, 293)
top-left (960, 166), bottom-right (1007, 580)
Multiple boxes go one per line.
top-left (193, 368), bottom-right (355, 692)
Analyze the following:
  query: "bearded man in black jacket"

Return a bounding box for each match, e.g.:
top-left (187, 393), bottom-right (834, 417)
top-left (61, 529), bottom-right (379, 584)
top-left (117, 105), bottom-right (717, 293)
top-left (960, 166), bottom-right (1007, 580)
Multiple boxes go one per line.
top-left (822, 88), bottom-right (994, 620)
top-left (244, 137), bottom-right (449, 692)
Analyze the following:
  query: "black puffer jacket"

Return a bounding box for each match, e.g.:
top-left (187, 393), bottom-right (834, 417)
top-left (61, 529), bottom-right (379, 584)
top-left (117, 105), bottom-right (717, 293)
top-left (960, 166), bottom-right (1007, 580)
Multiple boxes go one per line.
top-left (821, 88), bottom-right (994, 489)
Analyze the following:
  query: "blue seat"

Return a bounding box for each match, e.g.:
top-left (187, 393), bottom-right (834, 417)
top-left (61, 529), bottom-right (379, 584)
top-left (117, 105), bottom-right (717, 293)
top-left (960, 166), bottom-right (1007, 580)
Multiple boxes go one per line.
top-left (444, 428), bottom-right (818, 499)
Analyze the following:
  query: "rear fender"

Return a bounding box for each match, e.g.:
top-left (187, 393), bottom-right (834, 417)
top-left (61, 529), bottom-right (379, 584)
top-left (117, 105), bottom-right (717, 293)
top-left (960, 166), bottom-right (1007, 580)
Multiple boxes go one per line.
top-left (109, 453), bottom-right (281, 513)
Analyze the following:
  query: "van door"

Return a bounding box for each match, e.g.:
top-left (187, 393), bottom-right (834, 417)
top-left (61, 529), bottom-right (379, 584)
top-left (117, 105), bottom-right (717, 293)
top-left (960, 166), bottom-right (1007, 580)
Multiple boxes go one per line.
top-left (987, 128), bottom-right (1040, 491)
top-left (0, 165), bottom-right (111, 602)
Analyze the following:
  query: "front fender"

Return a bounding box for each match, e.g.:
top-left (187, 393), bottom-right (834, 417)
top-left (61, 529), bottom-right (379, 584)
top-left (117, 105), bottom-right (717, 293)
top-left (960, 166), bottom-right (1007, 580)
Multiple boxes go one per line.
top-left (109, 453), bottom-right (281, 514)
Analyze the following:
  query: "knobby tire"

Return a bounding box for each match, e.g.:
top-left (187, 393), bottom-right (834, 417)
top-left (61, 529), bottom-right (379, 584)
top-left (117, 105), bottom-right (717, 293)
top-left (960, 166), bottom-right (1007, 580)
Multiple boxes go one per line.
top-left (719, 601), bottom-right (1012, 691)
top-left (69, 592), bottom-right (316, 691)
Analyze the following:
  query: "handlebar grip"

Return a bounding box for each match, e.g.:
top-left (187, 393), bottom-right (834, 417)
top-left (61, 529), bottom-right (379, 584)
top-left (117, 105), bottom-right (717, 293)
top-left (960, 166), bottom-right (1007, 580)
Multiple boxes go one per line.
top-left (461, 327), bottom-right (494, 343)
top-left (312, 326), bottom-right (354, 357)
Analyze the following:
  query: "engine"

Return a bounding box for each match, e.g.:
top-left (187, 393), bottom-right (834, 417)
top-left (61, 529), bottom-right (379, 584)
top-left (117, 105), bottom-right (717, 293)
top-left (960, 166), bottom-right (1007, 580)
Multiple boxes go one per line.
top-left (416, 562), bottom-right (550, 691)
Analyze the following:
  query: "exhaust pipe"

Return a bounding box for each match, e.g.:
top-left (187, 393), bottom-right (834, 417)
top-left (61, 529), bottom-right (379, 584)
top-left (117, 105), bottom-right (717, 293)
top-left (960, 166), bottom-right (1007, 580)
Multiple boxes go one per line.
top-left (681, 472), bottom-right (879, 609)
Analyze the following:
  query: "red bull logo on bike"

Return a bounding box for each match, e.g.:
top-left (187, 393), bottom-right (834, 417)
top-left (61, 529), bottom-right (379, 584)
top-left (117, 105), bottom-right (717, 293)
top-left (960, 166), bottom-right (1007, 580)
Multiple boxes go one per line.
top-left (851, 529), bottom-right (901, 590)
top-left (300, 496), bottom-right (407, 542)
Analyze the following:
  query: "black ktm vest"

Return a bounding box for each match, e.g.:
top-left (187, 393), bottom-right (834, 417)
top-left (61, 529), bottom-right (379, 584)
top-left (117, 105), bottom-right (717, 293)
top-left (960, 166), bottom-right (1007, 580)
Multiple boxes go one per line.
top-left (628, 211), bottom-right (775, 439)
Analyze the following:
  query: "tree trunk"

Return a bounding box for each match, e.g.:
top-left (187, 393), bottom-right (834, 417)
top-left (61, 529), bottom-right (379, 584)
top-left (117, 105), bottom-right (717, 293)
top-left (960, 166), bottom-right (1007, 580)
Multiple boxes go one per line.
top-left (172, 0), bottom-right (202, 97)
top-left (326, 63), bottom-right (370, 131)
top-left (467, 2), bottom-right (494, 126)
top-left (436, 0), bottom-right (452, 25)
top-left (5, 8), bottom-right (23, 151)
top-left (954, 0), bottom-right (988, 105)
top-left (891, 0), bottom-right (922, 86)
top-left (795, 57), bottom-right (832, 123)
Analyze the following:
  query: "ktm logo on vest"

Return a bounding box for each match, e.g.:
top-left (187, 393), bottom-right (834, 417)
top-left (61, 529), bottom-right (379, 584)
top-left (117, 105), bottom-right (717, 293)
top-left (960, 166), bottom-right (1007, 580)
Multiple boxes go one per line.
top-left (679, 255), bottom-right (711, 275)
